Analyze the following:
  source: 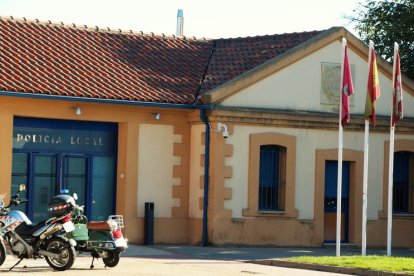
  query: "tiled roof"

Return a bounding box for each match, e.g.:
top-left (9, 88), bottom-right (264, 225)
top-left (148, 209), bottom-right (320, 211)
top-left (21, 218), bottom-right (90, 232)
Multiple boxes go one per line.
top-left (0, 17), bottom-right (213, 104)
top-left (0, 16), bottom-right (323, 105)
top-left (199, 31), bottom-right (323, 93)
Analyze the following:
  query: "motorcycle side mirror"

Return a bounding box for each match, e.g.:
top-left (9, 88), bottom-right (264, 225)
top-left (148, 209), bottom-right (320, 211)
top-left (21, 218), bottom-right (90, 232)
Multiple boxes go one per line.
top-left (18, 184), bottom-right (26, 192)
top-left (73, 193), bottom-right (78, 201)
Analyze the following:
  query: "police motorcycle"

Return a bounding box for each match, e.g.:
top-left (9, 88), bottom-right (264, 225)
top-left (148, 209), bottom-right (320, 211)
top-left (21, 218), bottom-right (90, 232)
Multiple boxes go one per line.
top-left (67, 193), bottom-right (127, 269)
top-left (0, 184), bottom-right (77, 271)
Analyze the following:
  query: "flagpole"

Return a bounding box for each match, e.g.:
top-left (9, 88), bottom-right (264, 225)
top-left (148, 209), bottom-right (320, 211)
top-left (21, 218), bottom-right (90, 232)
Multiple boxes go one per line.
top-left (336, 38), bottom-right (346, 257)
top-left (362, 119), bottom-right (369, 255)
top-left (387, 42), bottom-right (399, 256)
top-left (362, 41), bottom-right (374, 256)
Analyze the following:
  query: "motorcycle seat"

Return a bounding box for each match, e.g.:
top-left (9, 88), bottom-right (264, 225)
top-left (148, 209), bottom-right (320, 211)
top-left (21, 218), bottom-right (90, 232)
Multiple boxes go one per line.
top-left (15, 220), bottom-right (47, 236)
top-left (87, 221), bottom-right (112, 230)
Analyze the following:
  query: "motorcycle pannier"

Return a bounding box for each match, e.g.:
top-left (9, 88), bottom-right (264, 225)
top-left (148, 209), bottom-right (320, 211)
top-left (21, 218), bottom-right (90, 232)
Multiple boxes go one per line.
top-left (48, 195), bottom-right (75, 217)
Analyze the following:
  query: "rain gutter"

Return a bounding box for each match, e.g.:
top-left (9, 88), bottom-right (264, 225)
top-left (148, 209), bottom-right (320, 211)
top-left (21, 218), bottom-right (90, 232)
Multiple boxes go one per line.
top-left (0, 91), bottom-right (214, 110)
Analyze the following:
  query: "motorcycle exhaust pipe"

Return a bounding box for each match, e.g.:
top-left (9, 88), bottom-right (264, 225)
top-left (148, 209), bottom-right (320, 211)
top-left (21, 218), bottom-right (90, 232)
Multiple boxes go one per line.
top-left (38, 249), bottom-right (60, 259)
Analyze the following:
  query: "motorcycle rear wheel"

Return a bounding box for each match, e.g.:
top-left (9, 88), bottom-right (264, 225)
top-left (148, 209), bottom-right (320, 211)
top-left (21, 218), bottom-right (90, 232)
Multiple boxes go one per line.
top-left (0, 240), bottom-right (5, 267)
top-left (103, 251), bottom-right (120, 267)
top-left (44, 236), bottom-right (76, 271)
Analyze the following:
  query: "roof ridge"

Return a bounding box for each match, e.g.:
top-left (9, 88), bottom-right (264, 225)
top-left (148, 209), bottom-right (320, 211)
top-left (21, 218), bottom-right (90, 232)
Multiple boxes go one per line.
top-left (0, 15), bottom-right (209, 41)
top-left (215, 30), bottom-right (324, 41)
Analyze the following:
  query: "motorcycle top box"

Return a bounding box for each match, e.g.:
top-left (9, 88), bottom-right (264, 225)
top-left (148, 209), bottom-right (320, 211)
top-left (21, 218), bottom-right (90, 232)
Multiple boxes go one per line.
top-left (48, 194), bottom-right (76, 217)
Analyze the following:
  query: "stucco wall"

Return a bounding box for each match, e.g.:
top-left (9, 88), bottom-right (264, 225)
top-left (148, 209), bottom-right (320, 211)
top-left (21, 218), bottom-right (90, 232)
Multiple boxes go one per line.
top-left (137, 124), bottom-right (175, 218)
top-left (225, 125), bottom-right (414, 221)
top-left (189, 124), bottom-right (205, 219)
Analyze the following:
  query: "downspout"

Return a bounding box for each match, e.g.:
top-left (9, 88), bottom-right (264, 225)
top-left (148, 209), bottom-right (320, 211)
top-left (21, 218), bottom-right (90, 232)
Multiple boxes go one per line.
top-left (196, 42), bottom-right (216, 247)
top-left (199, 109), bottom-right (210, 246)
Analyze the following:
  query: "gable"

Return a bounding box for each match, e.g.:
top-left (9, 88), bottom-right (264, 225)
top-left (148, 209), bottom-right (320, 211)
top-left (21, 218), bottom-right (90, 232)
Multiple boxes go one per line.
top-left (205, 28), bottom-right (414, 120)
top-left (217, 40), bottom-right (414, 118)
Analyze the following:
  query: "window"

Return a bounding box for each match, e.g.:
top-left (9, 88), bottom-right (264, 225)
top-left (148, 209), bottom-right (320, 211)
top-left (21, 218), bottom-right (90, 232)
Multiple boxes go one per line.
top-left (243, 132), bottom-right (297, 218)
top-left (258, 145), bottom-right (286, 211)
top-left (393, 151), bottom-right (414, 214)
top-left (11, 152), bottom-right (29, 213)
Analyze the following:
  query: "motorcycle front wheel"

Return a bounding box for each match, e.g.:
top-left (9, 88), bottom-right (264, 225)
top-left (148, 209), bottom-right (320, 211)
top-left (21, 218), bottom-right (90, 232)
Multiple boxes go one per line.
top-left (44, 236), bottom-right (76, 271)
top-left (103, 251), bottom-right (120, 267)
top-left (0, 239), bottom-right (5, 267)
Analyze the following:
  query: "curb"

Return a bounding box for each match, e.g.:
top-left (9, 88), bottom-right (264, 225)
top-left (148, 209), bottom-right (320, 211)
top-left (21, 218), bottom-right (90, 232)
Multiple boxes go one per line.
top-left (251, 259), bottom-right (413, 276)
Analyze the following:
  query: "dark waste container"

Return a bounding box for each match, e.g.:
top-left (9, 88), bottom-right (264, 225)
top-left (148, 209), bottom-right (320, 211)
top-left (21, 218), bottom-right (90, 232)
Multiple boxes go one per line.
top-left (144, 202), bottom-right (154, 245)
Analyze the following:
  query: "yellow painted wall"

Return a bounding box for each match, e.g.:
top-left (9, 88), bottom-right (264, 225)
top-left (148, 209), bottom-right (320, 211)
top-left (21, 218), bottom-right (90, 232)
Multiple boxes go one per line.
top-left (226, 125), bottom-right (414, 220)
top-left (189, 124), bottom-right (205, 219)
top-left (207, 122), bottom-right (414, 246)
top-left (0, 96), bottom-right (193, 244)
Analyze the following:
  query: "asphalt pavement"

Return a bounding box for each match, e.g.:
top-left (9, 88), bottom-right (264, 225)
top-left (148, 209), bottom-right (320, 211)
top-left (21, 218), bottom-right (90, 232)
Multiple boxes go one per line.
top-left (1, 244), bottom-right (413, 275)
top-left (123, 243), bottom-right (414, 260)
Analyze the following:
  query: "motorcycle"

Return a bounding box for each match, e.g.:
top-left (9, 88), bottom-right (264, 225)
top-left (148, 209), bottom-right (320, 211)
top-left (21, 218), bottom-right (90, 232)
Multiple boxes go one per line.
top-left (0, 184), bottom-right (77, 271)
top-left (67, 193), bottom-right (127, 269)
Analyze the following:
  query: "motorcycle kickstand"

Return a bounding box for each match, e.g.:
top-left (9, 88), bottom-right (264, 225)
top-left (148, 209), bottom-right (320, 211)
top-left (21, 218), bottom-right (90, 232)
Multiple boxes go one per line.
top-left (9, 258), bottom-right (23, 271)
top-left (90, 257), bottom-right (95, 269)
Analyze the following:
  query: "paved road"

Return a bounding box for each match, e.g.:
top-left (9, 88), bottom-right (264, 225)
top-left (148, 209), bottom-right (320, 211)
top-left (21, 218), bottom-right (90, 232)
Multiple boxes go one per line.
top-left (1, 255), bottom-right (351, 276)
top-left (0, 245), bottom-right (412, 275)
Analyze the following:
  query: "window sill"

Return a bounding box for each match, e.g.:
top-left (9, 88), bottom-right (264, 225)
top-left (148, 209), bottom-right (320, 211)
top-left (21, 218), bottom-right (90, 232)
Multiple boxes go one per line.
top-left (242, 208), bottom-right (298, 218)
top-left (393, 213), bottom-right (414, 219)
top-left (378, 211), bottom-right (414, 219)
top-left (258, 210), bottom-right (286, 214)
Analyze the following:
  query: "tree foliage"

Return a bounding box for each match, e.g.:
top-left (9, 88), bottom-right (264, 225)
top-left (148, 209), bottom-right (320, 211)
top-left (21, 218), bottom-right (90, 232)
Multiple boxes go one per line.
top-left (350, 0), bottom-right (414, 79)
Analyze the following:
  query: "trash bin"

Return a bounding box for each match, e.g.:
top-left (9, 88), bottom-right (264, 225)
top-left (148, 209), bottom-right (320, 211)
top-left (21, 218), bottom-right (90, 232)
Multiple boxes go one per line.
top-left (144, 202), bottom-right (154, 245)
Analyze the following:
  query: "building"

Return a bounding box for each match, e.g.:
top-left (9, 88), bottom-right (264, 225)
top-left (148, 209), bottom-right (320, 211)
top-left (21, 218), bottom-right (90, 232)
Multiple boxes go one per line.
top-left (1, 16), bottom-right (414, 247)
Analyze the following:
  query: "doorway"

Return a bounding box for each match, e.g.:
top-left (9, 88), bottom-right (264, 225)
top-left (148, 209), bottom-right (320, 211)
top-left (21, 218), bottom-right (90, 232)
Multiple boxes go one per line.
top-left (12, 117), bottom-right (118, 223)
top-left (31, 154), bottom-right (89, 223)
top-left (324, 160), bottom-right (350, 243)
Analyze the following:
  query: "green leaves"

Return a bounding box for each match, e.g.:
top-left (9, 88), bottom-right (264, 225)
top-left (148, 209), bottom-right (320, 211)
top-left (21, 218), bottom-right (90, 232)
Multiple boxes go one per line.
top-left (350, 0), bottom-right (414, 79)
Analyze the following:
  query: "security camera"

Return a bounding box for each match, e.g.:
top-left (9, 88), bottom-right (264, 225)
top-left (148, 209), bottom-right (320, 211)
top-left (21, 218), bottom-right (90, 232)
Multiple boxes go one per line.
top-left (218, 123), bottom-right (229, 139)
top-left (222, 130), bottom-right (229, 139)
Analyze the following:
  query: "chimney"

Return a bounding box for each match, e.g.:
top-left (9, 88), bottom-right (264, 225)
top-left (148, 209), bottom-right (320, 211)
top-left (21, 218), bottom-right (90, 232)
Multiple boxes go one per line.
top-left (176, 9), bottom-right (184, 37)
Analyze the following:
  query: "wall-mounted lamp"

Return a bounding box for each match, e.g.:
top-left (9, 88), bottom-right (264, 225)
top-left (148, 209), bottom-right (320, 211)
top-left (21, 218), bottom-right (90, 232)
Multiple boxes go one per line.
top-left (209, 122), bottom-right (229, 138)
top-left (153, 112), bottom-right (160, 120)
top-left (71, 106), bottom-right (81, 115)
top-left (75, 107), bottom-right (81, 115)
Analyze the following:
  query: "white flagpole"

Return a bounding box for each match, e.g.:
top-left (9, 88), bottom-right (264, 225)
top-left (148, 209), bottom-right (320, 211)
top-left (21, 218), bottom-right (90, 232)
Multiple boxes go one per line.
top-left (387, 42), bottom-right (399, 256)
top-left (336, 38), bottom-right (346, 257)
top-left (362, 120), bottom-right (369, 255)
top-left (362, 41), bottom-right (374, 256)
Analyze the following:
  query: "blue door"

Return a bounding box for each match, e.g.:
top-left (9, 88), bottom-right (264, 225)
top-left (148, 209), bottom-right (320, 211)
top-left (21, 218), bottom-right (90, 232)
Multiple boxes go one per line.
top-left (30, 153), bottom-right (89, 223)
top-left (324, 160), bottom-right (350, 243)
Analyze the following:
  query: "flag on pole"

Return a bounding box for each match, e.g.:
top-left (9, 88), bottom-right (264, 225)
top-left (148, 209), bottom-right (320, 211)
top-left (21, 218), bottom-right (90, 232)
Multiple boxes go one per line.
top-left (392, 51), bottom-right (403, 126)
top-left (365, 46), bottom-right (381, 126)
top-left (341, 46), bottom-right (354, 126)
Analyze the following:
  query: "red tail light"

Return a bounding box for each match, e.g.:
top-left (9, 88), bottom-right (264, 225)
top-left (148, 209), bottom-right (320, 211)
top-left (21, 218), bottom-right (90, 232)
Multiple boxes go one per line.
top-left (62, 215), bottom-right (71, 223)
top-left (112, 230), bottom-right (123, 239)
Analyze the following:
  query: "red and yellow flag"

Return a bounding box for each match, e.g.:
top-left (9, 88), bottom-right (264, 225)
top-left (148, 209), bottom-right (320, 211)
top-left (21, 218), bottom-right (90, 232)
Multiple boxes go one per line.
top-left (341, 46), bottom-right (354, 126)
top-left (364, 46), bottom-right (381, 126)
top-left (392, 51), bottom-right (403, 126)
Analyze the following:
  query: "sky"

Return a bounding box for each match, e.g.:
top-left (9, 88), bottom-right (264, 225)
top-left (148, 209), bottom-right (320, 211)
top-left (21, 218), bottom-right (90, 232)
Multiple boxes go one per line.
top-left (0, 0), bottom-right (362, 39)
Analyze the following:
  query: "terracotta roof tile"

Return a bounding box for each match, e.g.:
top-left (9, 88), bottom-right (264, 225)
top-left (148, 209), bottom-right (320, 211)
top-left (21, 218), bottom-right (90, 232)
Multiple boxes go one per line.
top-left (0, 17), bottom-right (213, 104)
top-left (199, 31), bottom-right (323, 93)
top-left (0, 16), bottom-right (323, 105)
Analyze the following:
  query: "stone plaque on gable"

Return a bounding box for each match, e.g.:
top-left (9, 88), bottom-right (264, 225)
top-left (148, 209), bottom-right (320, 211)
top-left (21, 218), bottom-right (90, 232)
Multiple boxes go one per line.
top-left (320, 62), bottom-right (355, 105)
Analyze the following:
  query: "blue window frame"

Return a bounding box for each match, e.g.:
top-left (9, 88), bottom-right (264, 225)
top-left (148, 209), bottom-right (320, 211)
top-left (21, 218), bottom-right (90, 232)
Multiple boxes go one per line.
top-left (393, 151), bottom-right (414, 213)
top-left (258, 145), bottom-right (286, 211)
